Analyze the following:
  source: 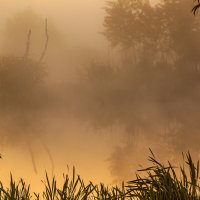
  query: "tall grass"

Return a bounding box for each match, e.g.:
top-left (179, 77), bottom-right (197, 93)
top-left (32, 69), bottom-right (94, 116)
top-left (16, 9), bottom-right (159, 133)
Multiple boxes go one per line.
top-left (0, 151), bottom-right (199, 199)
top-left (126, 150), bottom-right (200, 200)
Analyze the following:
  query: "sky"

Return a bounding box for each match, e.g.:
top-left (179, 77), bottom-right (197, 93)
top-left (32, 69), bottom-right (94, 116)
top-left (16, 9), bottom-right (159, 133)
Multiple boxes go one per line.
top-left (0, 0), bottom-right (107, 50)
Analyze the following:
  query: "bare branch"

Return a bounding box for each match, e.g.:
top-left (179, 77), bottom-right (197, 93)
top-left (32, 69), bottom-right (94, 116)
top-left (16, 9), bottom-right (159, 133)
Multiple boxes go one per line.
top-left (23, 29), bottom-right (31, 59)
top-left (39, 19), bottom-right (49, 63)
top-left (192, 0), bottom-right (200, 15)
top-left (28, 146), bottom-right (38, 174)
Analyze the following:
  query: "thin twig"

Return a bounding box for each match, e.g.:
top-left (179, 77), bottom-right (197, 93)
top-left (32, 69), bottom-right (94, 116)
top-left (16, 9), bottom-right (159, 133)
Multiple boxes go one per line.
top-left (41, 140), bottom-right (55, 177)
top-left (23, 29), bottom-right (31, 59)
top-left (39, 19), bottom-right (49, 63)
top-left (28, 146), bottom-right (38, 174)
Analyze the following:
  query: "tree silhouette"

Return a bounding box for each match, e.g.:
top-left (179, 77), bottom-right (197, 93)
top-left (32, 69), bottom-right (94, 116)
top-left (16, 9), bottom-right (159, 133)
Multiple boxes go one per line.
top-left (104, 0), bottom-right (200, 64)
top-left (78, 0), bottom-right (200, 181)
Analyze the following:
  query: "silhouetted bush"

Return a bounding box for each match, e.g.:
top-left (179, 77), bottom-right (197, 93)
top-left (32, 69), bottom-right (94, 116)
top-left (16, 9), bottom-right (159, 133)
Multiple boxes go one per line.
top-left (0, 56), bottom-right (46, 110)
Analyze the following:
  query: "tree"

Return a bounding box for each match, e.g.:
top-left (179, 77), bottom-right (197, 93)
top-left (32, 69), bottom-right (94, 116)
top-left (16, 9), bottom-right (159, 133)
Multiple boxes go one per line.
top-left (0, 8), bottom-right (67, 67)
top-left (0, 10), bottom-right (57, 173)
top-left (104, 0), bottom-right (200, 65)
top-left (86, 0), bottom-right (200, 181)
top-left (0, 12), bottom-right (49, 111)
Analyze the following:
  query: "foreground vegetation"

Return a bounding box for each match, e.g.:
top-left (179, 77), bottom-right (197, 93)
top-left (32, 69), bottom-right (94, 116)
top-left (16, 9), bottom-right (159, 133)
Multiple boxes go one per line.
top-left (1, 151), bottom-right (199, 200)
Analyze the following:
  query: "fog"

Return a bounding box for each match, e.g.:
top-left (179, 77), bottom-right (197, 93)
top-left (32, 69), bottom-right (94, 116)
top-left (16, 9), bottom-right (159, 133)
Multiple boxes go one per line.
top-left (0, 0), bottom-right (114, 191)
top-left (0, 0), bottom-right (199, 192)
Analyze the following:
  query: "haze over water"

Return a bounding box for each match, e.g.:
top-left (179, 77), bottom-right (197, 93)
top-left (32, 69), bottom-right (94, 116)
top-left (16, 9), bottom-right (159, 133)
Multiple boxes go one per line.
top-left (0, 0), bottom-right (199, 193)
top-left (0, 0), bottom-right (114, 191)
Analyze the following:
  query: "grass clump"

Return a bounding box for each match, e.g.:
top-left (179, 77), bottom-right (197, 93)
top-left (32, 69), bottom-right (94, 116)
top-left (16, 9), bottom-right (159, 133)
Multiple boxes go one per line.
top-left (127, 150), bottom-right (200, 200)
top-left (0, 151), bottom-right (199, 199)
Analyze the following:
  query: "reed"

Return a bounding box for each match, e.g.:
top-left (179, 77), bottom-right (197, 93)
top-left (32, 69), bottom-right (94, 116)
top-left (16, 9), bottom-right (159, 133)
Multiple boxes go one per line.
top-left (0, 151), bottom-right (199, 199)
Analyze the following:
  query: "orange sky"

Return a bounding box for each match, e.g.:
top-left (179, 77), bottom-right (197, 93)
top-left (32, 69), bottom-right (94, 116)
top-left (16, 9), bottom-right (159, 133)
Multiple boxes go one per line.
top-left (0, 0), bottom-right (107, 50)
